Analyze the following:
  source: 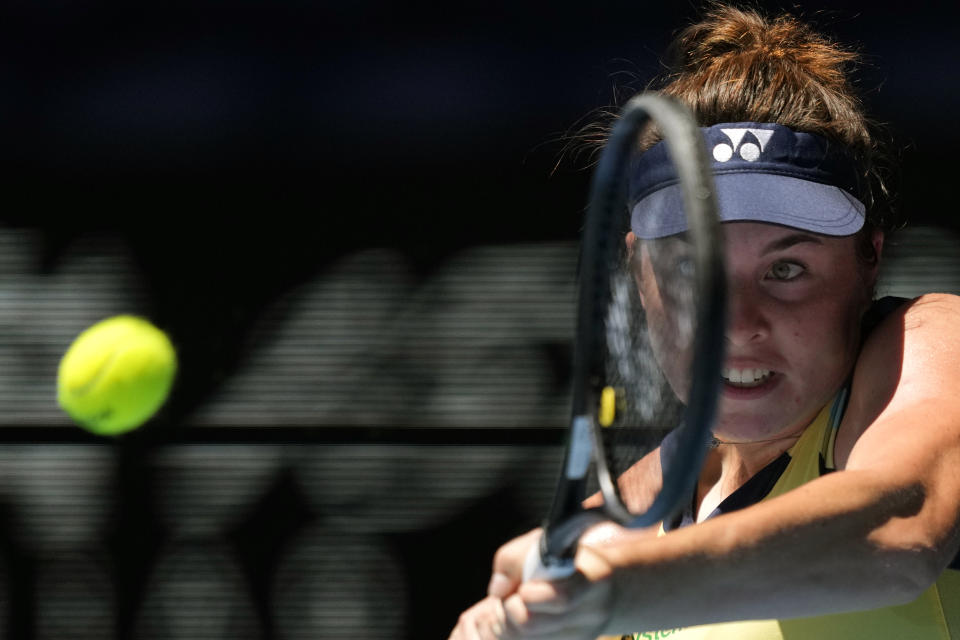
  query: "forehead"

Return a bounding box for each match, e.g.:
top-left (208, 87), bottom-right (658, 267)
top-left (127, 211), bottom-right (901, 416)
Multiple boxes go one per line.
top-left (639, 221), bottom-right (857, 267)
top-left (720, 221), bottom-right (854, 254)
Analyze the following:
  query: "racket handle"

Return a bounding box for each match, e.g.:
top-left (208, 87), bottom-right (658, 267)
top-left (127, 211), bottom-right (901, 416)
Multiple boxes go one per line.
top-left (522, 538), bottom-right (577, 582)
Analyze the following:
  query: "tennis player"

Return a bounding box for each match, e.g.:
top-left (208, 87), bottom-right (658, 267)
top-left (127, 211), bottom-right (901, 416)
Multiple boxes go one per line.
top-left (449, 5), bottom-right (960, 639)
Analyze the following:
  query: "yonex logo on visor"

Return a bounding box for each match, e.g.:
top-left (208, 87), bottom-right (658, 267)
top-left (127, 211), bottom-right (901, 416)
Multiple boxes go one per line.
top-left (713, 127), bottom-right (775, 162)
top-left (629, 122), bottom-right (867, 239)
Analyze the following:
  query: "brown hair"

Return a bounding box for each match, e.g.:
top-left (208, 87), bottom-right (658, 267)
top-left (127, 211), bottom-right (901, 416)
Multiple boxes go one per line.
top-left (662, 5), bottom-right (866, 146)
top-left (570, 3), bottom-right (899, 239)
top-left (658, 4), bottom-right (895, 238)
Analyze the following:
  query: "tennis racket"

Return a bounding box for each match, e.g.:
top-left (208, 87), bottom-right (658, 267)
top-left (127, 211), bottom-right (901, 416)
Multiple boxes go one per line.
top-left (525, 92), bottom-right (726, 580)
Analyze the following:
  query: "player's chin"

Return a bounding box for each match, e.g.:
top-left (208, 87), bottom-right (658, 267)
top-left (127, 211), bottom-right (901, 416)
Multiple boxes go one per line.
top-left (712, 407), bottom-right (792, 442)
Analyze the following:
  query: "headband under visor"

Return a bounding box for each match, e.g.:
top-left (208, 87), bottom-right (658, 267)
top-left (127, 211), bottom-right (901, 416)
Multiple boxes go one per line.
top-left (629, 122), bottom-right (866, 239)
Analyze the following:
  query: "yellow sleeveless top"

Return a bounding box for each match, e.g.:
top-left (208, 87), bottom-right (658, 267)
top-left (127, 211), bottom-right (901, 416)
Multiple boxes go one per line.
top-left (616, 393), bottom-right (960, 639)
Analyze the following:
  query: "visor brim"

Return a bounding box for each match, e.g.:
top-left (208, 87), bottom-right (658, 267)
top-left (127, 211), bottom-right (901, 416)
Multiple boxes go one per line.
top-left (630, 173), bottom-right (866, 240)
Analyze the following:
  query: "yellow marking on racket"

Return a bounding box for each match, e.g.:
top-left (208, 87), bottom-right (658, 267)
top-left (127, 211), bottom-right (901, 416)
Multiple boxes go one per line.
top-left (599, 386), bottom-right (616, 427)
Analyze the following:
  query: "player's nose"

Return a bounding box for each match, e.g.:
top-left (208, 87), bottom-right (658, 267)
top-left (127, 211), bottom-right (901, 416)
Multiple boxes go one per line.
top-left (725, 281), bottom-right (769, 348)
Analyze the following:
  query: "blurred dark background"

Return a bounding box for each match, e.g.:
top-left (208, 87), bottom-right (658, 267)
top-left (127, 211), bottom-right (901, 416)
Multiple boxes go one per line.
top-left (0, 1), bottom-right (958, 638)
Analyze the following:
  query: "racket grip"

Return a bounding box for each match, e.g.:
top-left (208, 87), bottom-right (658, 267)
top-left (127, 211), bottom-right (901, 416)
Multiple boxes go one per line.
top-left (522, 539), bottom-right (577, 582)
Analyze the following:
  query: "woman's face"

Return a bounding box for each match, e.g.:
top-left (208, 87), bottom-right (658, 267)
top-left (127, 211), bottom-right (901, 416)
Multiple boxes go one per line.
top-left (631, 221), bottom-right (882, 443)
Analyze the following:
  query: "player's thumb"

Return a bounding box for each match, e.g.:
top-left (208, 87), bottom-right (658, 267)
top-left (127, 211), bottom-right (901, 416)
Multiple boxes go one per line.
top-left (487, 528), bottom-right (543, 598)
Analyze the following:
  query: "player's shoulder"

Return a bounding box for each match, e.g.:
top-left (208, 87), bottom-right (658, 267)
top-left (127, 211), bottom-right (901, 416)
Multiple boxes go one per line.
top-left (836, 294), bottom-right (960, 468)
top-left (866, 293), bottom-right (960, 344)
top-left (900, 292), bottom-right (960, 325)
top-left (854, 292), bottom-right (960, 401)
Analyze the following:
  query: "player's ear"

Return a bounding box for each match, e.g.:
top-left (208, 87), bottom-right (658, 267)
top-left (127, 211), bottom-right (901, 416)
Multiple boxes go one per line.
top-left (871, 228), bottom-right (884, 264)
top-left (859, 228), bottom-right (885, 292)
top-left (625, 231), bottom-right (637, 259)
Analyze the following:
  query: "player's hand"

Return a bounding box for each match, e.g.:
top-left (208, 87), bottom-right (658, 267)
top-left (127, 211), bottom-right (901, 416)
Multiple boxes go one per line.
top-left (448, 525), bottom-right (620, 639)
top-left (487, 528), bottom-right (542, 600)
top-left (447, 529), bottom-right (540, 639)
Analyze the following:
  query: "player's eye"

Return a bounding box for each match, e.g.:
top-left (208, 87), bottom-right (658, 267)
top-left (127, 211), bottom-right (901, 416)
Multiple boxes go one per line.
top-left (766, 261), bottom-right (805, 281)
top-left (675, 256), bottom-right (694, 277)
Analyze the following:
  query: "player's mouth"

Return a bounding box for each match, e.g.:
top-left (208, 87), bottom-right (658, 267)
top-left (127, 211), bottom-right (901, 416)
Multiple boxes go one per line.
top-left (721, 367), bottom-right (774, 388)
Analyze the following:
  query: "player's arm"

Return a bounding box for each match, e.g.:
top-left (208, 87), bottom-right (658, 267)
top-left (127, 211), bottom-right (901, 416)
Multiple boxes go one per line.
top-left (576, 293), bottom-right (960, 634)
top-left (460, 294), bottom-right (960, 638)
top-left (834, 292), bottom-right (960, 577)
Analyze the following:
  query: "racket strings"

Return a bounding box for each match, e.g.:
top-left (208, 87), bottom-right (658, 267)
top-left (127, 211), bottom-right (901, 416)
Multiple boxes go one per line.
top-left (593, 237), bottom-right (699, 515)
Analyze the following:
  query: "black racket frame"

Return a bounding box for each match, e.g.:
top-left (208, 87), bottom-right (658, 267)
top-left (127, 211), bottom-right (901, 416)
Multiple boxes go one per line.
top-left (539, 92), bottom-right (727, 568)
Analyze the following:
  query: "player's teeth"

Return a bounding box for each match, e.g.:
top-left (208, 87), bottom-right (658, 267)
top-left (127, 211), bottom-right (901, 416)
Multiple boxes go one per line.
top-left (722, 368), bottom-right (772, 386)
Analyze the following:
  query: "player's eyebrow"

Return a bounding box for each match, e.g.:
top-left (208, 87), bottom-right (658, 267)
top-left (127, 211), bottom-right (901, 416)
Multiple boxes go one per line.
top-left (760, 233), bottom-right (823, 255)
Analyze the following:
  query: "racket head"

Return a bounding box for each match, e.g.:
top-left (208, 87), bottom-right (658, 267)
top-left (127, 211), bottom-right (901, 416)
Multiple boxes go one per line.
top-left (540, 92), bottom-right (726, 563)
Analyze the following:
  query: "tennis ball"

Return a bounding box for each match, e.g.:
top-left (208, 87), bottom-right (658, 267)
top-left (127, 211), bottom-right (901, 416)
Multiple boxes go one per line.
top-left (57, 315), bottom-right (177, 436)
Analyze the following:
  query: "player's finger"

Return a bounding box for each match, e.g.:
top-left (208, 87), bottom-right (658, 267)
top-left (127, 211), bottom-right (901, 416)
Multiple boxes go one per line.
top-left (502, 593), bottom-right (532, 631)
top-left (451, 597), bottom-right (508, 640)
top-left (504, 592), bottom-right (583, 638)
top-left (506, 589), bottom-right (608, 639)
top-left (447, 619), bottom-right (477, 640)
top-left (517, 577), bottom-right (574, 614)
top-left (488, 528), bottom-right (542, 597)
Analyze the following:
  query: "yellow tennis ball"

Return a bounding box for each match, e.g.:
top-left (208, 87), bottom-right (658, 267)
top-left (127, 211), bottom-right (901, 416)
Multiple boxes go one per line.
top-left (57, 315), bottom-right (177, 436)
